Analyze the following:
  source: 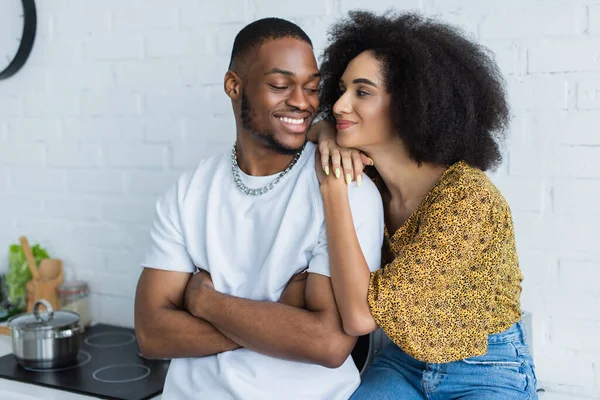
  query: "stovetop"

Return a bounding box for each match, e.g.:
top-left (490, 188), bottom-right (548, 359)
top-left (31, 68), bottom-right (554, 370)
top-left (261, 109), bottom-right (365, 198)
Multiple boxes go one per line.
top-left (0, 324), bottom-right (170, 400)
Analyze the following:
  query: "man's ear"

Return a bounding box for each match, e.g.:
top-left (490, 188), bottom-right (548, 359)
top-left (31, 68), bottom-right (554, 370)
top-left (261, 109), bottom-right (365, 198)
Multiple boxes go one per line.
top-left (224, 71), bottom-right (242, 100)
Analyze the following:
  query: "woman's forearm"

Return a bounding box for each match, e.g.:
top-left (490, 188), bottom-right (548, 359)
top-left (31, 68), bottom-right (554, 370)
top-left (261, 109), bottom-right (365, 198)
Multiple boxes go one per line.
top-left (321, 183), bottom-right (378, 336)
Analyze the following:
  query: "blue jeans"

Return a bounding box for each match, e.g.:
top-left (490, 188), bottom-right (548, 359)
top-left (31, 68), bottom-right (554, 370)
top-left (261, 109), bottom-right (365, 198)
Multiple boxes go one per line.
top-left (351, 322), bottom-right (538, 400)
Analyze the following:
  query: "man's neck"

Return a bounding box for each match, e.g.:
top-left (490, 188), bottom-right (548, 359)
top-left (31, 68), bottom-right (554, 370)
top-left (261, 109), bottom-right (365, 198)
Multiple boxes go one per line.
top-left (235, 134), bottom-right (296, 176)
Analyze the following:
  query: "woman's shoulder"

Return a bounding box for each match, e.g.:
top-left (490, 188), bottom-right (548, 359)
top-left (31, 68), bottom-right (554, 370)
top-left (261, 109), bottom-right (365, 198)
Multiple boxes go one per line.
top-left (441, 162), bottom-right (508, 204)
top-left (427, 161), bottom-right (512, 222)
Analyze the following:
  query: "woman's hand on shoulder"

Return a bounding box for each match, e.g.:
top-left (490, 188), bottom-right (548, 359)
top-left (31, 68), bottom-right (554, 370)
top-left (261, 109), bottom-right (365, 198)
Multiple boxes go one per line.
top-left (312, 120), bottom-right (373, 186)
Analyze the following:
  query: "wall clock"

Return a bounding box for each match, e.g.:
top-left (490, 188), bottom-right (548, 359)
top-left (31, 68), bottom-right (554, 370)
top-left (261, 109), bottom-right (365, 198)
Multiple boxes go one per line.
top-left (0, 0), bottom-right (37, 80)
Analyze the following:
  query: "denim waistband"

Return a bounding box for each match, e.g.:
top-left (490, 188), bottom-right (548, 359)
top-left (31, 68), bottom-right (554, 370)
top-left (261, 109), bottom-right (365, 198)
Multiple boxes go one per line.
top-left (487, 321), bottom-right (526, 344)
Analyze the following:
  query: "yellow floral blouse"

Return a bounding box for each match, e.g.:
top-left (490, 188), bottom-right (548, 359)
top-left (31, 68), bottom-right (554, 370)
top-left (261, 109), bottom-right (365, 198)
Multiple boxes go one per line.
top-left (367, 161), bottom-right (523, 363)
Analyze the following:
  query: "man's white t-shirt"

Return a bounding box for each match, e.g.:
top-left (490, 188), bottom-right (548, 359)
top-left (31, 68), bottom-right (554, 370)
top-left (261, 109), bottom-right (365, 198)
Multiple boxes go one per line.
top-left (141, 142), bottom-right (384, 400)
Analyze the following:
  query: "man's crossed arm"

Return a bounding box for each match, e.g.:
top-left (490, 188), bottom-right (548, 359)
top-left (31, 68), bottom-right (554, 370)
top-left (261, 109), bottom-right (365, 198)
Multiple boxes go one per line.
top-left (134, 269), bottom-right (239, 359)
top-left (134, 268), bottom-right (356, 368)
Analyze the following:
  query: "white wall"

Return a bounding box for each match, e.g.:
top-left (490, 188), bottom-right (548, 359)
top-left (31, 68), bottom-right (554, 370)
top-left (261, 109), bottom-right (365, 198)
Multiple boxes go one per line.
top-left (1, 0), bottom-right (599, 397)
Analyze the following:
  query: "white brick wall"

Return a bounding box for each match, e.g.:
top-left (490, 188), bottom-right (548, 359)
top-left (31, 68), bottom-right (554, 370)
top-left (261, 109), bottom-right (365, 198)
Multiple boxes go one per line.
top-left (0, 0), bottom-right (599, 396)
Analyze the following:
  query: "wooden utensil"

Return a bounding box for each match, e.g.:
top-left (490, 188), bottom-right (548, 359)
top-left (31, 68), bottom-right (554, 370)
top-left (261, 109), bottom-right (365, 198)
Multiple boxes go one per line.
top-left (0, 326), bottom-right (10, 336)
top-left (32, 259), bottom-right (63, 311)
top-left (25, 259), bottom-right (64, 313)
top-left (19, 236), bottom-right (40, 281)
top-left (39, 259), bottom-right (61, 281)
top-left (28, 278), bottom-right (64, 312)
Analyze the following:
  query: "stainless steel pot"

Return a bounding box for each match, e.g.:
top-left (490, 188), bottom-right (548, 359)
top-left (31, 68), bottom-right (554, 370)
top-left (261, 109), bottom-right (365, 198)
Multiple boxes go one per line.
top-left (7, 299), bottom-right (83, 369)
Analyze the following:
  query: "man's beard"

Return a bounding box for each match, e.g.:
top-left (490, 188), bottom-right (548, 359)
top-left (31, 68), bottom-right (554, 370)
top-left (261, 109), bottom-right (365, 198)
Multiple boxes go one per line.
top-left (240, 91), bottom-right (305, 155)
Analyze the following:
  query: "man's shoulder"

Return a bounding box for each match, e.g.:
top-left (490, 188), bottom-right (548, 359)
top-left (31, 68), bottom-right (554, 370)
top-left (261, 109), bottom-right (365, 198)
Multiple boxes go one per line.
top-left (165, 149), bottom-right (230, 202)
top-left (296, 142), bottom-right (383, 216)
top-left (297, 141), bottom-right (318, 171)
top-left (293, 142), bottom-right (319, 192)
top-left (190, 149), bottom-right (229, 179)
top-left (298, 142), bottom-right (381, 201)
top-left (347, 175), bottom-right (383, 217)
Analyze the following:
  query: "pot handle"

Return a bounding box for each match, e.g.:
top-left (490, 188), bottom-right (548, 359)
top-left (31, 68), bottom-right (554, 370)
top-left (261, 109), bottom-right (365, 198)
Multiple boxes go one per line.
top-left (33, 299), bottom-right (54, 323)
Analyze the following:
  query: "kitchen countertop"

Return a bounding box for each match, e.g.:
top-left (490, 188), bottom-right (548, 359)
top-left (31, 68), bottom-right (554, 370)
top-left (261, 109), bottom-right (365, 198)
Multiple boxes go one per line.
top-left (0, 329), bottom-right (162, 400)
top-left (0, 330), bottom-right (583, 400)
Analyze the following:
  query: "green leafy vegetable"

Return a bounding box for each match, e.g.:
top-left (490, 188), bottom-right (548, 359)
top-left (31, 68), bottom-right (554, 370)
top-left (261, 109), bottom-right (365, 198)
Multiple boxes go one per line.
top-left (5, 243), bottom-right (50, 309)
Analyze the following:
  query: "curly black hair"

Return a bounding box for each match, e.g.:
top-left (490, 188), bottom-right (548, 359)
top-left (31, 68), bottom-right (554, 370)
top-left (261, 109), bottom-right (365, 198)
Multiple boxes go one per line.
top-left (318, 11), bottom-right (509, 171)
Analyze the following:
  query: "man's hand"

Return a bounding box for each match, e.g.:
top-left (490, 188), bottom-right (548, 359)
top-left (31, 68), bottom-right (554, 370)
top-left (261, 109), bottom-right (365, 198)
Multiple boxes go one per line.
top-left (278, 270), bottom-right (308, 309)
top-left (184, 269), bottom-right (214, 317)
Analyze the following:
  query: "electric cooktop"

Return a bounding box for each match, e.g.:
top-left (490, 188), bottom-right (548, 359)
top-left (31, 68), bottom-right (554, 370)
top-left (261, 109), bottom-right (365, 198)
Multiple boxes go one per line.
top-left (0, 323), bottom-right (170, 400)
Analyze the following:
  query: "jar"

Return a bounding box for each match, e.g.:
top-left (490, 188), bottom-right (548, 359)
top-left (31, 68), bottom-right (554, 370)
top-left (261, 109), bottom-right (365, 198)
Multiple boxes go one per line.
top-left (58, 281), bottom-right (91, 327)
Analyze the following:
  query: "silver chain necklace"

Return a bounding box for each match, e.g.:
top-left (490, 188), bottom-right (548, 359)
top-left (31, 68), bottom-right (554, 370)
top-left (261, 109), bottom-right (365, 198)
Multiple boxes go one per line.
top-left (231, 142), bottom-right (305, 196)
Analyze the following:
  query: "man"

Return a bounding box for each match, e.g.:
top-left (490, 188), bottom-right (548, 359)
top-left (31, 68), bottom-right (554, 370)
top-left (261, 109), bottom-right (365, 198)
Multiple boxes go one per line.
top-left (134, 18), bottom-right (383, 400)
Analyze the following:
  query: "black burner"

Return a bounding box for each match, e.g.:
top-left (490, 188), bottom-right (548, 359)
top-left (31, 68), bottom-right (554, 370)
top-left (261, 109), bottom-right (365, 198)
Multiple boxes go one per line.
top-left (93, 364), bottom-right (151, 383)
top-left (0, 324), bottom-right (170, 400)
top-left (85, 331), bottom-right (136, 348)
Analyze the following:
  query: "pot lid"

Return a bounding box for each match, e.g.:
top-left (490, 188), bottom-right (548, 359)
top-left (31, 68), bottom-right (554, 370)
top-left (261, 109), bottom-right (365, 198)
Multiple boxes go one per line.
top-left (8, 299), bottom-right (79, 331)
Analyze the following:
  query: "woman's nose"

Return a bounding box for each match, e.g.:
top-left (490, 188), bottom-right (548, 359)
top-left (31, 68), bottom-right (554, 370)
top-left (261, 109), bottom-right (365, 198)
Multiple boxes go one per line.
top-left (333, 93), bottom-right (352, 115)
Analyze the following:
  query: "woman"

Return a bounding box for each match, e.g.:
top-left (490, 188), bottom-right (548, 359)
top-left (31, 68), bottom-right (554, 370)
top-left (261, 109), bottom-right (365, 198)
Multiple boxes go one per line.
top-left (310, 11), bottom-right (538, 399)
